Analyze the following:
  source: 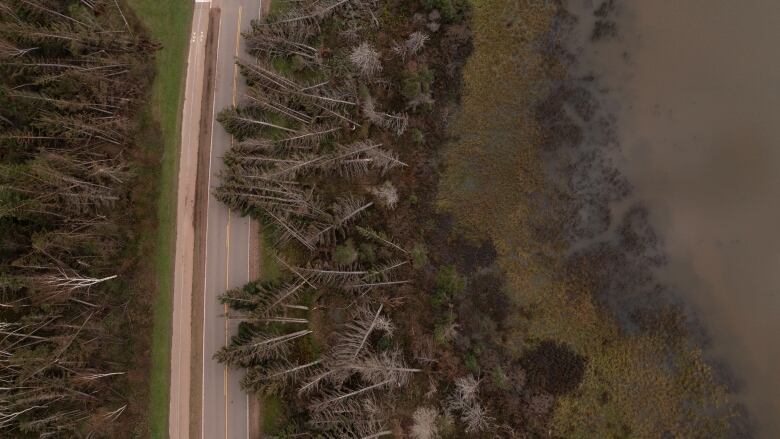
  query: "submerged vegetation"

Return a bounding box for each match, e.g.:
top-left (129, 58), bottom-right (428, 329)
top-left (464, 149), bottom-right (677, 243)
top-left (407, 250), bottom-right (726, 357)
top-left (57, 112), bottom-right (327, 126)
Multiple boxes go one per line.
top-left (0, 0), bottom-right (157, 436)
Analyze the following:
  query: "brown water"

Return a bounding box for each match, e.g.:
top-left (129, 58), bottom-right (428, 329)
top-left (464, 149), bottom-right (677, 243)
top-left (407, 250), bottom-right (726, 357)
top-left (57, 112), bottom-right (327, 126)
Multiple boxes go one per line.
top-left (567, 1), bottom-right (780, 437)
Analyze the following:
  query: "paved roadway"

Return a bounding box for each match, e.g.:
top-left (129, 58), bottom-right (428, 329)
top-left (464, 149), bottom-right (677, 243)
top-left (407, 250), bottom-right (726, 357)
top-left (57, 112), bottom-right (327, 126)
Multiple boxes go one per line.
top-left (202, 0), bottom-right (262, 438)
top-left (170, 1), bottom-right (260, 437)
top-left (169, 3), bottom-right (209, 438)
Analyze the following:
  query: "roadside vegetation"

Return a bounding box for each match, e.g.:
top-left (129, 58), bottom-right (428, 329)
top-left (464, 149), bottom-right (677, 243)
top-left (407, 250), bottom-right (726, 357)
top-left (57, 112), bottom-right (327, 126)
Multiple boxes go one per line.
top-left (0, 0), bottom-right (158, 436)
top-left (213, 0), bottom-right (741, 438)
top-left (124, 0), bottom-right (192, 436)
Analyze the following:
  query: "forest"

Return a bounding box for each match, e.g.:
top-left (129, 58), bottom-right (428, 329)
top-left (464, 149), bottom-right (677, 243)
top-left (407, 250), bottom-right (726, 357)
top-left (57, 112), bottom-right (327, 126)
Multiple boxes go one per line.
top-left (0, 0), bottom-right (156, 436)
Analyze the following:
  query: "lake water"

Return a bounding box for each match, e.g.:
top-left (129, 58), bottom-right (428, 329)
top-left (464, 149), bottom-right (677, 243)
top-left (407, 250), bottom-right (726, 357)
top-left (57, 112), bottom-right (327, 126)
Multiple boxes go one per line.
top-left (566, 1), bottom-right (780, 436)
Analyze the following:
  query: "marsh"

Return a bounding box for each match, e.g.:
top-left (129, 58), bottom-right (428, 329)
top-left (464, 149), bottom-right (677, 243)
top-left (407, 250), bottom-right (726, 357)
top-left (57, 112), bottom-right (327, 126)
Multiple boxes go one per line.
top-left (567, 1), bottom-right (780, 436)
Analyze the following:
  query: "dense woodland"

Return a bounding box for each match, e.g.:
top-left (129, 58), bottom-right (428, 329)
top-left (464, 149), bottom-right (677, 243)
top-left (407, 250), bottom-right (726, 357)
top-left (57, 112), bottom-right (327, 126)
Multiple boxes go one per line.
top-left (0, 0), bottom-right (154, 436)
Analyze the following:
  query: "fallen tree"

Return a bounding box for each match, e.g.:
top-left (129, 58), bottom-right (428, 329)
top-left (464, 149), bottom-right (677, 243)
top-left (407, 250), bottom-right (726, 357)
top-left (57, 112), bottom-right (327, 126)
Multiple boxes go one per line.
top-left (0, 0), bottom-right (155, 436)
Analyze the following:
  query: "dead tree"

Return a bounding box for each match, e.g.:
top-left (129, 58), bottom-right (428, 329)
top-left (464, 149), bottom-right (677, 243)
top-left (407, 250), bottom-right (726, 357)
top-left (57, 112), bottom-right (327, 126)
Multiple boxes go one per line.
top-left (220, 278), bottom-right (310, 318)
top-left (23, 266), bottom-right (117, 303)
top-left (392, 31), bottom-right (429, 60)
top-left (0, 37), bottom-right (35, 58)
top-left (218, 107), bottom-right (300, 139)
top-left (216, 328), bottom-right (313, 367)
top-left (444, 375), bottom-right (495, 433)
top-left (349, 42), bottom-right (382, 77)
top-left (368, 181), bottom-right (399, 209)
top-left (319, 141), bottom-right (406, 177)
top-left (242, 358), bottom-right (322, 394)
top-left (245, 21), bottom-right (322, 66)
top-left (238, 60), bottom-right (358, 124)
top-left (0, 153), bottom-right (125, 218)
top-left (410, 407), bottom-right (439, 439)
top-left (356, 226), bottom-right (408, 254)
top-left (362, 94), bottom-right (408, 136)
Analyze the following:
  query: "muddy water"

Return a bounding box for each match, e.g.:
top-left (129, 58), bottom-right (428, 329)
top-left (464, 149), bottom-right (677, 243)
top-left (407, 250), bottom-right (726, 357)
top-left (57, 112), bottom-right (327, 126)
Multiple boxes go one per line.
top-left (567, 1), bottom-right (780, 437)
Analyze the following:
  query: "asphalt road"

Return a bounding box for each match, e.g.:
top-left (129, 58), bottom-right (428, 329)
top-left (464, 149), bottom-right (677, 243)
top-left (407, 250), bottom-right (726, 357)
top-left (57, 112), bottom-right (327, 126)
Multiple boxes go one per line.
top-left (201, 0), bottom-right (262, 438)
top-left (170, 1), bottom-right (260, 437)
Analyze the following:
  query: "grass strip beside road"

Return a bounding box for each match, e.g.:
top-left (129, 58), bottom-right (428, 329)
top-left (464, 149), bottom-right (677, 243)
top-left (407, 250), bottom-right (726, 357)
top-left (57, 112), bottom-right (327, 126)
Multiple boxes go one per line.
top-left (126, 0), bottom-right (193, 436)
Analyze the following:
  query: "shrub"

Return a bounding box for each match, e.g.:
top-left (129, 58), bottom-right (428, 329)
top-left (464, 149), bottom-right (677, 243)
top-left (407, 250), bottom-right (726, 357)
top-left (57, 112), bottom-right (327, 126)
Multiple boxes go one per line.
top-left (358, 242), bottom-right (377, 264)
top-left (261, 395), bottom-right (287, 434)
top-left (434, 321), bottom-right (458, 345)
top-left (410, 128), bottom-right (426, 145)
top-left (435, 265), bottom-right (465, 297)
top-left (464, 351), bottom-right (480, 374)
top-left (377, 334), bottom-right (394, 351)
top-left (401, 66), bottom-right (435, 110)
top-left (420, 0), bottom-right (462, 23)
top-left (431, 266), bottom-right (464, 320)
top-left (333, 240), bottom-right (358, 265)
top-left (520, 340), bottom-right (586, 395)
top-left (433, 311), bottom-right (458, 345)
top-left (411, 243), bottom-right (429, 268)
top-left (491, 365), bottom-right (511, 391)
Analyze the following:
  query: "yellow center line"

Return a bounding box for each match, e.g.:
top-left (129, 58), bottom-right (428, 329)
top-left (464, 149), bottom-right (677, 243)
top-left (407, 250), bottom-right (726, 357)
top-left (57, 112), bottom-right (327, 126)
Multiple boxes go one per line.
top-left (225, 5), bottom-right (243, 439)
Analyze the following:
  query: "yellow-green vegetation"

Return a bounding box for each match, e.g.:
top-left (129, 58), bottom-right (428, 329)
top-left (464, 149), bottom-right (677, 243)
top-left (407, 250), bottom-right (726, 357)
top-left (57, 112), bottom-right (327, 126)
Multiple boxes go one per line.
top-left (259, 230), bottom-right (282, 282)
top-left (438, 0), bottom-right (733, 436)
top-left (126, 0), bottom-right (193, 436)
top-left (268, 0), bottom-right (294, 18)
top-left (260, 394), bottom-right (286, 434)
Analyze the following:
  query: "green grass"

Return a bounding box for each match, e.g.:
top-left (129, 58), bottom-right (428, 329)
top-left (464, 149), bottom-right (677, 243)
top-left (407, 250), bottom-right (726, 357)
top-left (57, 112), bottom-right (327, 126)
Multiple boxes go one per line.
top-left (125, 0), bottom-right (193, 436)
top-left (268, 0), bottom-right (293, 18)
top-left (261, 394), bottom-right (285, 434)
top-left (259, 229), bottom-right (281, 282)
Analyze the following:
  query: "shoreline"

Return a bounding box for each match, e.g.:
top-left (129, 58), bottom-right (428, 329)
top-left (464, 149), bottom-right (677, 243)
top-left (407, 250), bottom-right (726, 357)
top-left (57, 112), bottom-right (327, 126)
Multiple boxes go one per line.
top-left (436, 0), bottom-right (744, 435)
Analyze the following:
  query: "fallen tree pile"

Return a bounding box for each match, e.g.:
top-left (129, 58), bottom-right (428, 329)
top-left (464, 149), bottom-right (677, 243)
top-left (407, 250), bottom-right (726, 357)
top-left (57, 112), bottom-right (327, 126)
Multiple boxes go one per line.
top-left (0, 0), bottom-right (155, 436)
top-left (213, 0), bottom-right (484, 435)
